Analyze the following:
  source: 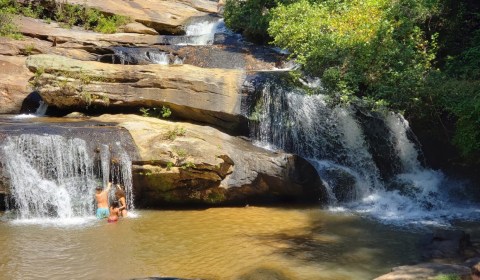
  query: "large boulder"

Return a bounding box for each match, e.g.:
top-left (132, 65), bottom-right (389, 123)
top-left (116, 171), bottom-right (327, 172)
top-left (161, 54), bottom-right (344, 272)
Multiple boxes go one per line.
top-left (26, 54), bottom-right (247, 132)
top-left (91, 114), bottom-right (327, 207)
top-left (0, 55), bottom-right (33, 114)
top-left (55, 0), bottom-right (217, 34)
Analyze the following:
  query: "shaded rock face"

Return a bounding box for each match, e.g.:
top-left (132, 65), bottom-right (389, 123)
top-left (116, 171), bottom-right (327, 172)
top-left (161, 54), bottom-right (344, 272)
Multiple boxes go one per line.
top-left (91, 114), bottom-right (327, 207)
top-left (355, 110), bottom-right (403, 181)
top-left (318, 167), bottom-right (357, 203)
top-left (26, 54), bottom-right (248, 133)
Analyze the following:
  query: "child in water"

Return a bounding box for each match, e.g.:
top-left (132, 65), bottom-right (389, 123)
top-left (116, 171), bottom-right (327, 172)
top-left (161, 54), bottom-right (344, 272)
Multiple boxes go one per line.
top-left (107, 201), bottom-right (120, 223)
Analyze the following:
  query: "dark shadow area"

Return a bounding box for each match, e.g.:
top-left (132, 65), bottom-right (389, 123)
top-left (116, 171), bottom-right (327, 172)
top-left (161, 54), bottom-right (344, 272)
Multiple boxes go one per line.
top-left (248, 211), bottom-right (425, 277)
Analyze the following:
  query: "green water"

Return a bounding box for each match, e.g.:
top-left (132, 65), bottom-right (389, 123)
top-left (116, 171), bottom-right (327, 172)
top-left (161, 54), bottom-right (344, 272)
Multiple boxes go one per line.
top-left (0, 207), bottom-right (427, 280)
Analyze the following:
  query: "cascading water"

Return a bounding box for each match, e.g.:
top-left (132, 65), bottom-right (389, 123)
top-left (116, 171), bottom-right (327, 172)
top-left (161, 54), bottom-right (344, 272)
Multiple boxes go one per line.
top-left (0, 134), bottom-right (134, 223)
top-left (176, 18), bottom-right (225, 45)
top-left (246, 74), bottom-right (480, 226)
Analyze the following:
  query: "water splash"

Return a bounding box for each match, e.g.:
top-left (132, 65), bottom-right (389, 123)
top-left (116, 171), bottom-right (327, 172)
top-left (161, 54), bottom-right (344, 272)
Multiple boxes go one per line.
top-left (13, 101), bottom-right (49, 119)
top-left (177, 18), bottom-right (225, 45)
top-left (1, 134), bottom-right (134, 223)
top-left (246, 76), bottom-right (480, 226)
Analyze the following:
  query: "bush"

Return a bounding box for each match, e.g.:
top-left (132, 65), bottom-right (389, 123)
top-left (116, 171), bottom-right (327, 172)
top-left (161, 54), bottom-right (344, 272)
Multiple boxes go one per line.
top-left (268, 0), bottom-right (439, 110)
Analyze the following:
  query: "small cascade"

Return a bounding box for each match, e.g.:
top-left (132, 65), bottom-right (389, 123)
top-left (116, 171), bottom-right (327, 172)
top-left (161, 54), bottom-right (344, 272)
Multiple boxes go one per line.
top-left (0, 134), bottom-right (133, 222)
top-left (13, 100), bottom-right (49, 119)
top-left (99, 47), bottom-right (182, 65)
top-left (147, 52), bottom-right (170, 65)
top-left (34, 101), bottom-right (48, 116)
top-left (245, 73), bottom-right (479, 226)
top-left (175, 18), bottom-right (225, 45)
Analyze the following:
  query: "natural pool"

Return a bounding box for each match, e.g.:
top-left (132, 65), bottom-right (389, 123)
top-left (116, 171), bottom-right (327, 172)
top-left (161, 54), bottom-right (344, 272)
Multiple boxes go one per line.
top-left (0, 207), bottom-right (431, 280)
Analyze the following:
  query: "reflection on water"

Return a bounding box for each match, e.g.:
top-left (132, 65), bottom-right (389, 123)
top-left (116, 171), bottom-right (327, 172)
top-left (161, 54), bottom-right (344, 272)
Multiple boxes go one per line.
top-left (0, 207), bottom-right (425, 280)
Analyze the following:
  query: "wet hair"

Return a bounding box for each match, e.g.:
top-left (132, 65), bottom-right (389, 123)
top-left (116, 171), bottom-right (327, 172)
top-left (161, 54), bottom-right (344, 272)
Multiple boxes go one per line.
top-left (110, 201), bottom-right (119, 208)
top-left (115, 188), bottom-right (126, 199)
top-left (95, 186), bottom-right (103, 191)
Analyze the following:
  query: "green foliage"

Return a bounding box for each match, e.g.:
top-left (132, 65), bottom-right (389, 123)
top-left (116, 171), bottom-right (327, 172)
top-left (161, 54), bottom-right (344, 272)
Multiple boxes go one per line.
top-left (160, 106), bottom-right (172, 118)
top-left (224, 0), bottom-right (285, 43)
top-left (165, 127), bottom-right (186, 141)
top-left (435, 274), bottom-right (461, 280)
top-left (0, 0), bottom-right (131, 34)
top-left (268, 0), bottom-right (439, 110)
top-left (139, 106), bottom-right (172, 119)
top-left (173, 148), bottom-right (187, 158)
top-left (181, 161), bottom-right (196, 170)
top-left (0, 8), bottom-right (22, 39)
top-left (165, 162), bottom-right (174, 171)
top-left (206, 191), bottom-right (225, 203)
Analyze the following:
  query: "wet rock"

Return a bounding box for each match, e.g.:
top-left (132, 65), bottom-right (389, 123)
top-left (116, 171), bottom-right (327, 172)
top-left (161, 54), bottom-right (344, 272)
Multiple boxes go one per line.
top-left (0, 55), bottom-right (33, 114)
top-left (420, 229), bottom-right (471, 261)
top-left (373, 263), bottom-right (471, 280)
top-left (319, 167), bottom-right (357, 203)
top-left (355, 110), bottom-right (403, 181)
top-left (91, 114), bottom-right (327, 207)
top-left (26, 54), bottom-right (247, 133)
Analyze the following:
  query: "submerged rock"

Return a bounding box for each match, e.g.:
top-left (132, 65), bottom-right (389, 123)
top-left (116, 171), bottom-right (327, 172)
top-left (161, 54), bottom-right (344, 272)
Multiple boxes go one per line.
top-left (91, 114), bottom-right (327, 207)
top-left (373, 263), bottom-right (471, 280)
top-left (420, 229), bottom-right (472, 262)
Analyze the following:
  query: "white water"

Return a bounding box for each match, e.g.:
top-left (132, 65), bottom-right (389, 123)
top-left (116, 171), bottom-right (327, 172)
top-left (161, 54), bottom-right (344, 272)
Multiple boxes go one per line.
top-left (0, 134), bottom-right (134, 225)
top-left (12, 101), bottom-right (48, 119)
top-left (249, 80), bottom-right (480, 226)
top-left (177, 18), bottom-right (225, 45)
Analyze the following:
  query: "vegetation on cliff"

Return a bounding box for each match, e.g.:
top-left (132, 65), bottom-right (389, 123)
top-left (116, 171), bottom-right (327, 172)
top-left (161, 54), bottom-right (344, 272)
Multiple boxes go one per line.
top-left (0, 0), bottom-right (130, 34)
top-left (225, 0), bottom-right (480, 165)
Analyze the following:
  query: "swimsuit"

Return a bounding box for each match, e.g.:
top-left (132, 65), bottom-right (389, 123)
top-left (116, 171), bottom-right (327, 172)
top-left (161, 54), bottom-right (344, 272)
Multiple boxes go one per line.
top-left (96, 208), bottom-right (109, 219)
top-left (107, 217), bottom-right (118, 223)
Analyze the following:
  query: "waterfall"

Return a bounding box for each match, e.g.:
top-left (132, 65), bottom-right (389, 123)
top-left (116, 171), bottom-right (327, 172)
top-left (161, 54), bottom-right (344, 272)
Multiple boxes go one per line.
top-left (175, 18), bottom-right (225, 45)
top-left (0, 134), bottom-right (133, 222)
top-left (246, 75), bottom-right (479, 226)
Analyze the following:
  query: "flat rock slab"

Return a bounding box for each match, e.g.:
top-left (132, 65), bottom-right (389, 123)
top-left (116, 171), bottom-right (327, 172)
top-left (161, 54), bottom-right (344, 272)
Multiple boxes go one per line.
top-left (374, 263), bottom-right (472, 280)
top-left (60, 0), bottom-right (217, 34)
top-left (26, 54), bottom-right (246, 131)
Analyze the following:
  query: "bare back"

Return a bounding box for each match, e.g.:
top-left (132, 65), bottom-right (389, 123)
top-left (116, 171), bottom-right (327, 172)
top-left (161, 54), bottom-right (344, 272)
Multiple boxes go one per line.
top-left (95, 191), bottom-right (109, 209)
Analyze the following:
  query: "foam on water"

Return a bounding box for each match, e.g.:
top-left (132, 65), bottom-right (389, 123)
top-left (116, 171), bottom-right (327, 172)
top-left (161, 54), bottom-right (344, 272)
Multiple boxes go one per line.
top-left (177, 18), bottom-right (225, 45)
top-left (247, 79), bottom-right (480, 227)
top-left (1, 134), bottom-right (134, 224)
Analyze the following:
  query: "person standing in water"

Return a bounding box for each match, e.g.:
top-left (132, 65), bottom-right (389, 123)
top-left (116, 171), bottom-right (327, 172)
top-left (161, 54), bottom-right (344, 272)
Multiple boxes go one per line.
top-left (115, 185), bottom-right (128, 217)
top-left (107, 201), bottom-right (120, 223)
top-left (95, 182), bottom-right (112, 219)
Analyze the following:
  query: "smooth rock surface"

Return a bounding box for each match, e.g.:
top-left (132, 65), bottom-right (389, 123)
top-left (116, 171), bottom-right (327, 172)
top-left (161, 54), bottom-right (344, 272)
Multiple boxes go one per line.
top-left (0, 55), bottom-right (33, 114)
top-left (59, 0), bottom-right (217, 34)
top-left (26, 54), bottom-right (247, 132)
top-left (91, 114), bottom-right (326, 207)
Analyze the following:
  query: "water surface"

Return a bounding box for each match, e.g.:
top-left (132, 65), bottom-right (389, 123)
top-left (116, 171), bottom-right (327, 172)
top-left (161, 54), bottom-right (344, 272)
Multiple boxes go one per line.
top-left (0, 207), bottom-right (428, 280)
